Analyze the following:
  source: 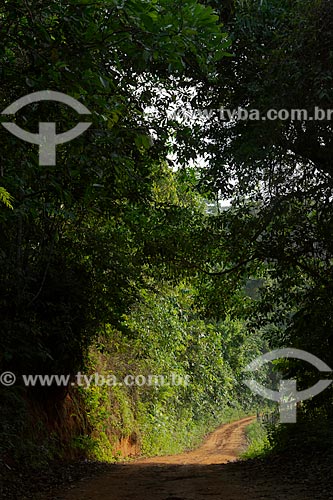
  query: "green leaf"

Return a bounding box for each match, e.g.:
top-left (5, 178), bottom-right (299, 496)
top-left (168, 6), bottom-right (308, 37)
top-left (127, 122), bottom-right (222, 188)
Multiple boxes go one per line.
top-left (0, 187), bottom-right (14, 209)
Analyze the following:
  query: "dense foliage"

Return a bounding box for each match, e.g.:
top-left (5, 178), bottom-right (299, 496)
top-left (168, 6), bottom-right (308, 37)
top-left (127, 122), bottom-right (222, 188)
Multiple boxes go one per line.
top-left (0, 0), bottom-right (261, 463)
top-left (196, 0), bottom-right (333, 444)
top-left (0, 0), bottom-right (228, 375)
top-left (1, 0), bottom-right (332, 465)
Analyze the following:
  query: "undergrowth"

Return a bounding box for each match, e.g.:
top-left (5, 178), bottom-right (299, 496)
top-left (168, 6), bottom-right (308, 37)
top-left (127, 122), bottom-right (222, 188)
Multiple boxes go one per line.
top-left (241, 420), bottom-right (272, 459)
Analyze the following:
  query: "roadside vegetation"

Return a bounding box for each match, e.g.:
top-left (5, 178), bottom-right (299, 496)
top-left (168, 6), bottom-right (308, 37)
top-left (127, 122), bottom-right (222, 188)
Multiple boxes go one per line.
top-left (241, 421), bottom-right (271, 460)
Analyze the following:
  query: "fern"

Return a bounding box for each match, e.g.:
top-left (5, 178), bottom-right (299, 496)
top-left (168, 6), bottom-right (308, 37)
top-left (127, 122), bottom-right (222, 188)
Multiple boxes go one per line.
top-left (0, 187), bottom-right (14, 209)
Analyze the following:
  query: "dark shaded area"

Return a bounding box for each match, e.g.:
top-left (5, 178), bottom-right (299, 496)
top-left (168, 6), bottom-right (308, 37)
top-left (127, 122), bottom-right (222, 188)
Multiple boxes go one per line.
top-left (3, 450), bottom-right (330, 500)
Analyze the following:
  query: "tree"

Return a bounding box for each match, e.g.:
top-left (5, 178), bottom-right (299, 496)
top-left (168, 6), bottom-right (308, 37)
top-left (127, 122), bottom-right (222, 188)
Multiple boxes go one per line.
top-left (194, 0), bottom-right (333, 421)
top-left (0, 0), bottom-right (230, 380)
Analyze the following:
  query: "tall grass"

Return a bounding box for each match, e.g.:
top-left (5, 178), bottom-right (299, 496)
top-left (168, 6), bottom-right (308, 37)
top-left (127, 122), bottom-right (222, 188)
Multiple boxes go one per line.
top-left (241, 420), bottom-right (271, 459)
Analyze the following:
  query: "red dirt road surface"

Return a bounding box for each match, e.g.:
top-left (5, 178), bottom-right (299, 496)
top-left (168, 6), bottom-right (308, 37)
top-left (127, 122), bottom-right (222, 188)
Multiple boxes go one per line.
top-left (57, 416), bottom-right (327, 500)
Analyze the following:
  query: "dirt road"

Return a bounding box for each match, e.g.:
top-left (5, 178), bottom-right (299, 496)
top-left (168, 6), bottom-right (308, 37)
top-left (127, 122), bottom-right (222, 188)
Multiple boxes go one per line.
top-left (135, 416), bottom-right (254, 466)
top-left (60, 416), bottom-right (254, 500)
top-left (57, 416), bottom-right (326, 500)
